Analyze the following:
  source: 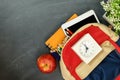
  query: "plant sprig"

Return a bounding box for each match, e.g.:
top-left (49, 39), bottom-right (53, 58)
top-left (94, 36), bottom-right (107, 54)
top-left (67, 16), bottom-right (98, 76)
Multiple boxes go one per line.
top-left (101, 0), bottom-right (120, 34)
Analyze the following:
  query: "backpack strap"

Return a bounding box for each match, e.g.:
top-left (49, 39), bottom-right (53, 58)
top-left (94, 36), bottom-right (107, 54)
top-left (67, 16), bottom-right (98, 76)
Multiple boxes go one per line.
top-left (109, 38), bottom-right (120, 53)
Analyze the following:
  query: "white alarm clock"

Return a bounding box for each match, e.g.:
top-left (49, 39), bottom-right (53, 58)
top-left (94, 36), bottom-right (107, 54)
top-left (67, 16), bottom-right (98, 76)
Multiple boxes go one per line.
top-left (72, 33), bottom-right (102, 64)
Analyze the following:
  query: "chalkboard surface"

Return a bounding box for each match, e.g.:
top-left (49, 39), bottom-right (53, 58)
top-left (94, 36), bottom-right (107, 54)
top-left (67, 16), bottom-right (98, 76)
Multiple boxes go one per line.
top-left (0, 0), bottom-right (108, 80)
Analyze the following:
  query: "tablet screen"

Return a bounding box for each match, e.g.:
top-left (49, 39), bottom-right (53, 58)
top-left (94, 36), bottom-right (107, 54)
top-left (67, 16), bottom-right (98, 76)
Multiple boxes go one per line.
top-left (62, 10), bottom-right (100, 36)
top-left (67, 15), bottom-right (98, 33)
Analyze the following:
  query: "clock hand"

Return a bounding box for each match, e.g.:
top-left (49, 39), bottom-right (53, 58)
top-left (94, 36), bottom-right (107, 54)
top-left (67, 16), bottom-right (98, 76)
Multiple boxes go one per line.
top-left (82, 43), bottom-right (89, 53)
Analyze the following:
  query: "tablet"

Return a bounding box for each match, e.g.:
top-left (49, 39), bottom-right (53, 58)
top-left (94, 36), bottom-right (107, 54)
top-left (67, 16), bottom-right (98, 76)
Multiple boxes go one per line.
top-left (61, 10), bottom-right (100, 36)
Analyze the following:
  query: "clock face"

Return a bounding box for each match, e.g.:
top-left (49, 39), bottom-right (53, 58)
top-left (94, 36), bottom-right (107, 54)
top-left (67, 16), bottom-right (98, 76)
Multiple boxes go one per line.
top-left (72, 33), bottom-right (102, 64)
top-left (79, 41), bottom-right (95, 57)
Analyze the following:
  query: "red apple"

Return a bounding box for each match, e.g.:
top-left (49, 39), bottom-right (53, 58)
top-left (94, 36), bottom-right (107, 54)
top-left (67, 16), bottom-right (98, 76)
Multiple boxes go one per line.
top-left (37, 53), bottom-right (57, 73)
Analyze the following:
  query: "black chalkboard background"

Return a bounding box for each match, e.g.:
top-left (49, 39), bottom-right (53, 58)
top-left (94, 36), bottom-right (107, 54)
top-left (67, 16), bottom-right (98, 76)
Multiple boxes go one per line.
top-left (0, 0), bottom-right (109, 80)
